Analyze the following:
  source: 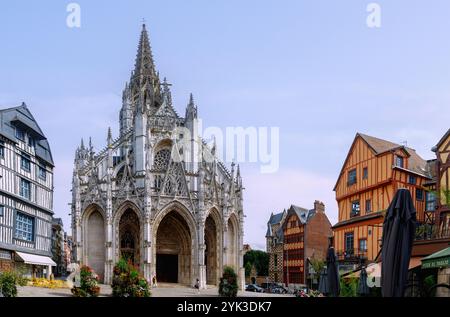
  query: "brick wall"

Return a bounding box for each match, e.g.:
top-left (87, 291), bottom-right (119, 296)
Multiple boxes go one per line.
top-left (305, 212), bottom-right (332, 261)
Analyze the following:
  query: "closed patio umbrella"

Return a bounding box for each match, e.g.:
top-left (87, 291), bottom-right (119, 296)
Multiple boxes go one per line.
top-left (358, 266), bottom-right (370, 296)
top-left (381, 188), bottom-right (417, 297)
top-left (318, 267), bottom-right (329, 295)
top-left (326, 246), bottom-right (340, 297)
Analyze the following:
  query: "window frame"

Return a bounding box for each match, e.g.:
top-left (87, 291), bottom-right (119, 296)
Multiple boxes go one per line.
top-left (15, 127), bottom-right (25, 141)
top-left (426, 191), bottom-right (436, 211)
top-left (416, 188), bottom-right (424, 201)
top-left (20, 178), bottom-right (31, 200)
top-left (38, 165), bottom-right (47, 181)
top-left (344, 232), bottom-right (354, 255)
top-left (14, 211), bottom-right (35, 242)
top-left (351, 200), bottom-right (360, 217)
top-left (348, 169), bottom-right (357, 186)
top-left (28, 136), bottom-right (36, 148)
top-left (359, 238), bottom-right (368, 252)
top-left (365, 199), bottom-right (372, 213)
top-left (408, 175), bottom-right (417, 185)
top-left (395, 155), bottom-right (404, 168)
top-left (20, 153), bottom-right (31, 172)
top-left (363, 167), bottom-right (368, 180)
top-left (0, 205), bottom-right (4, 217)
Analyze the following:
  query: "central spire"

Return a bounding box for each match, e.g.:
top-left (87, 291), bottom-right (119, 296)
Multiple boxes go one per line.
top-left (133, 24), bottom-right (156, 81)
top-left (130, 23), bottom-right (161, 110)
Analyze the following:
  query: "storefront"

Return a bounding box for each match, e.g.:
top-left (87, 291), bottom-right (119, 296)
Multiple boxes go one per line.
top-left (421, 247), bottom-right (450, 297)
top-left (14, 251), bottom-right (56, 279)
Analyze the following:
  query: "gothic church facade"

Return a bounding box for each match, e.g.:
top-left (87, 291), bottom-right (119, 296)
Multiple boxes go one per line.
top-left (71, 25), bottom-right (245, 289)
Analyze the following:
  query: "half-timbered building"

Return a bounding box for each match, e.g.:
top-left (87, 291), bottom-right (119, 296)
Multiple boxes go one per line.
top-left (0, 104), bottom-right (56, 277)
top-left (332, 133), bottom-right (432, 268)
top-left (267, 201), bottom-right (332, 287)
top-left (413, 129), bottom-right (450, 259)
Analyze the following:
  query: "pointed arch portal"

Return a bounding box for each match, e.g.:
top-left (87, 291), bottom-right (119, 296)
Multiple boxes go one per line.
top-left (86, 209), bottom-right (105, 281)
top-left (118, 209), bottom-right (140, 266)
top-left (205, 214), bottom-right (219, 285)
top-left (155, 210), bottom-right (192, 284)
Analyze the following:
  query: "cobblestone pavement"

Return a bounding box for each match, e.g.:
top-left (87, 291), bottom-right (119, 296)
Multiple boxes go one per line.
top-left (17, 283), bottom-right (293, 298)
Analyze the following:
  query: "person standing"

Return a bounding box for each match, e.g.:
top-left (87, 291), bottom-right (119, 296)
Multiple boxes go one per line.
top-left (194, 278), bottom-right (200, 294)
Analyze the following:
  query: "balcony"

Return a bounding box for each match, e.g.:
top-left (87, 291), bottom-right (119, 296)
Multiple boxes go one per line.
top-left (336, 248), bottom-right (368, 263)
top-left (415, 223), bottom-right (450, 241)
top-left (413, 222), bottom-right (450, 258)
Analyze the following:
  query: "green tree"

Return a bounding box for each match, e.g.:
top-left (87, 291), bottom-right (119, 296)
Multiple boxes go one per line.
top-left (219, 266), bottom-right (238, 297)
top-left (244, 262), bottom-right (252, 277)
top-left (243, 250), bottom-right (269, 276)
top-left (309, 257), bottom-right (325, 284)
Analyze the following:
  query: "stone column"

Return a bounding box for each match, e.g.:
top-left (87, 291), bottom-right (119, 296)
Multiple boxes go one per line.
top-left (238, 214), bottom-right (245, 291)
top-left (198, 220), bottom-right (207, 289)
top-left (222, 222), bottom-right (228, 268)
top-left (104, 217), bottom-right (113, 284)
top-left (143, 217), bottom-right (152, 283)
top-left (104, 138), bottom-right (114, 284)
top-left (75, 217), bottom-right (82, 264)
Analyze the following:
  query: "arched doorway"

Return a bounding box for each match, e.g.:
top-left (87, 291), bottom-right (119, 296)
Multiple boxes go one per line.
top-left (86, 210), bottom-right (105, 280)
top-left (205, 214), bottom-right (219, 285)
top-left (156, 210), bottom-right (192, 284)
top-left (118, 209), bottom-right (140, 266)
top-left (227, 215), bottom-right (238, 270)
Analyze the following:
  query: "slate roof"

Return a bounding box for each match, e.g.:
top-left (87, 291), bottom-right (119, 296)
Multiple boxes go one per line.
top-left (335, 133), bottom-right (431, 190)
top-left (359, 133), bottom-right (429, 177)
top-left (290, 205), bottom-right (316, 224)
top-left (266, 211), bottom-right (285, 238)
top-left (0, 103), bottom-right (54, 166)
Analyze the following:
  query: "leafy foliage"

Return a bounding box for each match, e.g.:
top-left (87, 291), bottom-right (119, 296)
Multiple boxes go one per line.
top-left (71, 265), bottom-right (100, 297)
top-left (423, 274), bottom-right (436, 291)
top-left (244, 262), bottom-right (252, 277)
top-left (0, 271), bottom-right (18, 297)
top-left (339, 277), bottom-right (358, 297)
top-left (243, 250), bottom-right (269, 276)
top-left (219, 266), bottom-right (238, 297)
top-left (309, 257), bottom-right (325, 284)
top-left (112, 258), bottom-right (151, 297)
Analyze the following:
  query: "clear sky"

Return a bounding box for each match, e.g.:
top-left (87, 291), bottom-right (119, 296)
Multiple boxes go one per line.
top-left (1, 1), bottom-right (449, 250)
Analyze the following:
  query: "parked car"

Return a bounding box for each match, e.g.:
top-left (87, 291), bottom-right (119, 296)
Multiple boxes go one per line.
top-left (245, 284), bottom-right (264, 292)
top-left (270, 286), bottom-right (288, 294)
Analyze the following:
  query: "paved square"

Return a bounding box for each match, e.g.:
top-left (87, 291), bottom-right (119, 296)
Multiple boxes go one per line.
top-left (17, 283), bottom-right (293, 297)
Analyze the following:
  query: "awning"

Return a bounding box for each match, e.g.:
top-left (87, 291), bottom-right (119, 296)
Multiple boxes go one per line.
top-left (421, 247), bottom-right (450, 269)
top-left (345, 257), bottom-right (420, 279)
top-left (408, 257), bottom-right (422, 270)
top-left (346, 262), bottom-right (381, 279)
top-left (15, 252), bottom-right (56, 266)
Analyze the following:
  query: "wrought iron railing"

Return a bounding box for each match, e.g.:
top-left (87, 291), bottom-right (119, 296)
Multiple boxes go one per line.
top-left (335, 248), bottom-right (368, 262)
top-left (415, 223), bottom-right (450, 241)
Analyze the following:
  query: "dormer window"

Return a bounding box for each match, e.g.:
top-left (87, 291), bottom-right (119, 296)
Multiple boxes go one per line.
top-left (28, 136), bottom-right (36, 148)
top-left (395, 155), bottom-right (404, 168)
top-left (15, 128), bottom-right (25, 141)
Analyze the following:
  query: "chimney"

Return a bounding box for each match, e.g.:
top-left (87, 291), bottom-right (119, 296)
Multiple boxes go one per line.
top-left (314, 200), bottom-right (325, 214)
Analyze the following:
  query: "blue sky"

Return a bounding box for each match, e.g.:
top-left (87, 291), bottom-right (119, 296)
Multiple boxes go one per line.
top-left (1, 1), bottom-right (449, 250)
